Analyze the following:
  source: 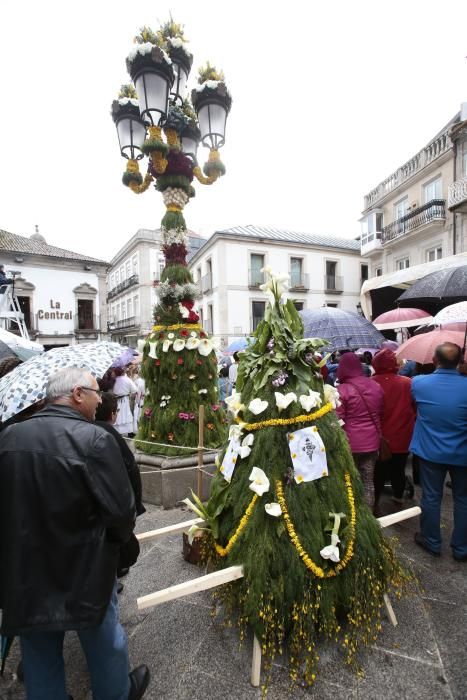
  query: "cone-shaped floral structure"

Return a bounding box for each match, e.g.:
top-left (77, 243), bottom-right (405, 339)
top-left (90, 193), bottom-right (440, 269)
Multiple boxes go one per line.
top-left (185, 268), bottom-right (412, 686)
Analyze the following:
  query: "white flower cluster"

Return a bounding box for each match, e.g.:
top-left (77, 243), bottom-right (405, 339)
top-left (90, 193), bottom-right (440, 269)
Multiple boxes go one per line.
top-left (159, 394), bottom-right (171, 408)
top-left (162, 187), bottom-right (189, 209)
top-left (162, 228), bottom-right (188, 246)
top-left (127, 42), bottom-right (172, 65)
top-left (157, 280), bottom-right (200, 303)
top-left (118, 98), bottom-right (139, 107)
top-left (160, 334), bottom-right (220, 357)
top-left (168, 37), bottom-right (191, 55)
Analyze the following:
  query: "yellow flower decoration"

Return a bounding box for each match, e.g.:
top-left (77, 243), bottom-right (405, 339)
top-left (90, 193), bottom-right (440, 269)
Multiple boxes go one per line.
top-left (236, 403), bottom-right (333, 432)
top-left (215, 494), bottom-right (258, 557)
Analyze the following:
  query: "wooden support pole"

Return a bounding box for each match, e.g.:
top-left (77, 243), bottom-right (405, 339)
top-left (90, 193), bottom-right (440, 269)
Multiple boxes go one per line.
top-left (136, 518), bottom-right (203, 543)
top-left (377, 506), bottom-right (421, 528)
top-left (197, 404), bottom-right (205, 499)
top-left (251, 635), bottom-right (262, 687)
top-left (383, 593), bottom-right (398, 627)
top-left (137, 565), bottom-right (244, 610)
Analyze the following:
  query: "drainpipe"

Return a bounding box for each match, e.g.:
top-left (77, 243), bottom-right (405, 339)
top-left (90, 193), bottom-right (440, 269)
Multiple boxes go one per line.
top-left (452, 139), bottom-right (457, 255)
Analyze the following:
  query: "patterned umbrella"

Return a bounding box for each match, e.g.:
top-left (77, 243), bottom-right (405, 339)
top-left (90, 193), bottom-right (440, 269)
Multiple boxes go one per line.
top-left (397, 266), bottom-right (467, 308)
top-left (373, 307), bottom-right (433, 330)
top-left (0, 341), bottom-right (124, 423)
top-left (432, 301), bottom-right (467, 326)
top-left (395, 329), bottom-right (465, 364)
top-left (299, 307), bottom-right (384, 352)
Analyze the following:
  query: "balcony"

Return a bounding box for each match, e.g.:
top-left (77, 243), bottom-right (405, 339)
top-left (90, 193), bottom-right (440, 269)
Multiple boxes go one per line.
top-left (107, 274), bottom-right (139, 301)
top-left (249, 269), bottom-right (265, 288)
top-left (201, 273), bottom-right (212, 294)
top-left (324, 275), bottom-right (343, 294)
top-left (108, 316), bottom-right (140, 331)
top-left (448, 177), bottom-right (467, 212)
top-left (75, 315), bottom-right (100, 336)
top-left (381, 199), bottom-right (446, 244)
top-left (289, 272), bottom-right (309, 291)
top-left (360, 232), bottom-right (382, 256)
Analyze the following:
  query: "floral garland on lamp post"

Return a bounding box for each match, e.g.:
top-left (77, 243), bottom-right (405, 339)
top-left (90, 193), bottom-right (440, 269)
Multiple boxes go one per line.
top-left (111, 19), bottom-right (232, 455)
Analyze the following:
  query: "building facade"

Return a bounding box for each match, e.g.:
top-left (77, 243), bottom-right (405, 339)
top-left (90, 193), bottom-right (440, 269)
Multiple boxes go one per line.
top-left (0, 228), bottom-right (109, 349)
top-left (188, 225), bottom-right (366, 348)
top-left (360, 104), bottom-right (467, 317)
top-left (107, 228), bottom-right (205, 346)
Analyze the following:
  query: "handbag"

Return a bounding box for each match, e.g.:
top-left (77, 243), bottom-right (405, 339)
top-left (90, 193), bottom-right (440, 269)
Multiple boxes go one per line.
top-left (348, 381), bottom-right (392, 461)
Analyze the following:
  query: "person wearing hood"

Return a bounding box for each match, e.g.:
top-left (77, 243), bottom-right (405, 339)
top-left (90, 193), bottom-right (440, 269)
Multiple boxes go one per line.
top-left (371, 349), bottom-right (416, 508)
top-left (336, 352), bottom-right (384, 507)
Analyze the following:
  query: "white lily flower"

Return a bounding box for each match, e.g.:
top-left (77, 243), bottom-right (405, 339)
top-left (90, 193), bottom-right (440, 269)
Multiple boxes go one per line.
top-left (275, 392), bottom-right (297, 412)
top-left (178, 303), bottom-right (190, 318)
top-left (225, 391), bottom-right (244, 417)
top-left (198, 338), bottom-right (215, 356)
top-left (137, 339), bottom-right (146, 353)
top-left (173, 338), bottom-right (186, 352)
top-left (239, 432), bottom-right (254, 459)
top-left (323, 384), bottom-right (341, 408)
top-left (187, 523), bottom-right (207, 545)
top-left (249, 467), bottom-right (270, 497)
top-left (229, 424), bottom-right (244, 442)
top-left (243, 433), bottom-right (254, 447)
top-left (148, 341), bottom-right (158, 359)
top-left (168, 333), bottom-right (175, 339)
top-left (198, 389), bottom-right (208, 395)
top-left (162, 339), bottom-right (172, 353)
top-left (248, 398), bottom-right (268, 415)
top-left (186, 336), bottom-right (200, 350)
top-left (320, 543), bottom-right (341, 562)
top-left (265, 502), bottom-right (282, 517)
top-left (299, 390), bottom-right (322, 413)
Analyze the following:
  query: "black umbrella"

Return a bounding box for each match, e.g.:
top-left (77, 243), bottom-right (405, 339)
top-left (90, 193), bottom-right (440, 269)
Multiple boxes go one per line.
top-left (299, 307), bottom-right (384, 352)
top-left (397, 266), bottom-right (467, 312)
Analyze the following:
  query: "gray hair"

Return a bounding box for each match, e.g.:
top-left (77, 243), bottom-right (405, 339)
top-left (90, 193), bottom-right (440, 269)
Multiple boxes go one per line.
top-left (46, 366), bottom-right (94, 400)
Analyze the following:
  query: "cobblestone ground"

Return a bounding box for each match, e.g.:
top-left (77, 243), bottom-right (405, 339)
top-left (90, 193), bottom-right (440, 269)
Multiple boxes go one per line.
top-left (1, 482), bottom-right (466, 700)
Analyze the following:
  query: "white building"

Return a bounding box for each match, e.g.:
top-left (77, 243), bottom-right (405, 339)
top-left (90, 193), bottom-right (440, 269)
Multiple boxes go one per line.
top-left (0, 228), bottom-right (109, 349)
top-left (107, 228), bottom-right (205, 346)
top-left (188, 225), bottom-right (366, 347)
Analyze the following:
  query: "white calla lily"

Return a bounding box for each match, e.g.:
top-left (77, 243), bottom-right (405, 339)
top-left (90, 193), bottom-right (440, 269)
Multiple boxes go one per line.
top-left (229, 424), bottom-right (244, 442)
top-left (275, 392), bottom-right (297, 412)
top-left (323, 384), bottom-right (341, 408)
top-left (137, 339), bottom-right (146, 353)
top-left (173, 338), bottom-right (186, 352)
top-left (148, 341), bottom-right (158, 359)
top-left (162, 339), bottom-right (173, 353)
top-left (248, 398), bottom-right (268, 415)
top-left (249, 467), bottom-right (270, 496)
top-left (319, 543), bottom-right (340, 562)
top-left (265, 502), bottom-right (282, 517)
top-left (225, 391), bottom-right (244, 417)
top-left (299, 390), bottom-right (322, 413)
top-left (168, 333), bottom-right (175, 339)
top-left (238, 433), bottom-right (254, 459)
top-left (198, 338), bottom-right (215, 356)
top-left (186, 336), bottom-right (200, 350)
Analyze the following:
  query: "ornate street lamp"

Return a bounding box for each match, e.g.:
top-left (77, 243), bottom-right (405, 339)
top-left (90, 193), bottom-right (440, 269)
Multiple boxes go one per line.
top-left (111, 19), bottom-right (232, 456)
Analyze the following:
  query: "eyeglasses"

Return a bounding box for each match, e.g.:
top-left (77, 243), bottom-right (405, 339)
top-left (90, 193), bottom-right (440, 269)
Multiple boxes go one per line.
top-left (78, 386), bottom-right (103, 397)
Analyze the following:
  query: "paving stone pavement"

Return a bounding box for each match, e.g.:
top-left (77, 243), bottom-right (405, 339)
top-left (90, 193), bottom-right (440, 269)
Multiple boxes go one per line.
top-left (1, 483), bottom-right (466, 700)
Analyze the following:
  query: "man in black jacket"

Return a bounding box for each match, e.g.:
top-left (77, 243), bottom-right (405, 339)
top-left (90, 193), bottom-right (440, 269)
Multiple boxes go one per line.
top-left (0, 366), bottom-right (150, 700)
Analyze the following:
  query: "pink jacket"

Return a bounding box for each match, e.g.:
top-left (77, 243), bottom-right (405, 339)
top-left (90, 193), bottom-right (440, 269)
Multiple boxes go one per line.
top-left (336, 353), bottom-right (384, 453)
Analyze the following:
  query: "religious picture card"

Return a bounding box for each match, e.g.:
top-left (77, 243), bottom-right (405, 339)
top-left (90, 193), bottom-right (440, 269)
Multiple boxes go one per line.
top-left (287, 426), bottom-right (328, 484)
top-left (220, 438), bottom-right (241, 482)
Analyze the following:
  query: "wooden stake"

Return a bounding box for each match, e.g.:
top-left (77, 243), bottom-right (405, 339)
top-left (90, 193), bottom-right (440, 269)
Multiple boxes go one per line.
top-left (197, 404), bottom-right (205, 499)
top-left (251, 634), bottom-right (262, 687)
top-left (383, 593), bottom-right (398, 627)
top-left (136, 518), bottom-right (203, 543)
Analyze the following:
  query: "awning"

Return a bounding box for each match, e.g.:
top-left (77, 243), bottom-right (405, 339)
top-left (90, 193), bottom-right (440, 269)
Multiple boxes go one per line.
top-left (361, 252), bottom-right (467, 319)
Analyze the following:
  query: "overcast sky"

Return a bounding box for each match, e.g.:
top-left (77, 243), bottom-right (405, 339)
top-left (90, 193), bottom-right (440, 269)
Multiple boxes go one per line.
top-left (0, 0), bottom-right (466, 262)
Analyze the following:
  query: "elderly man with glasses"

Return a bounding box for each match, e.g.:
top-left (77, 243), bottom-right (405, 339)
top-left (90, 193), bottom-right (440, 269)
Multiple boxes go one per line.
top-left (0, 366), bottom-right (150, 700)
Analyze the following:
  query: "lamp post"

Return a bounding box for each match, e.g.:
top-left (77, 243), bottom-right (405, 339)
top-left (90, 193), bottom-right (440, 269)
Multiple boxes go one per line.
top-left (111, 20), bottom-right (231, 457)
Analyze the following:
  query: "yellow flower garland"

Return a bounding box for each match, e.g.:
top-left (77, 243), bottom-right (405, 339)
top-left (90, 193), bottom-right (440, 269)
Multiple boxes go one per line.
top-left (236, 402), bottom-right (333, 431)
top-left (275, 472), bottom-right (356, 578)
top-left (152, 323), bottom-right (202, 332)
top-left (215, 493), bottom-right (258, 557)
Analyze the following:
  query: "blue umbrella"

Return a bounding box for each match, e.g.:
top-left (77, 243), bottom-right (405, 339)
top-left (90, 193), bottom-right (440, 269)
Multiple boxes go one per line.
top-left (299, 307), bottom-right (384, 352)
top-left (225, 337), bottom-right (252, 354)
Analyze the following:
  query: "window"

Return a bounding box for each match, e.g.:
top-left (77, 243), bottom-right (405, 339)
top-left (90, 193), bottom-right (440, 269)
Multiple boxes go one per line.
top-left (423, 176), bottom-right (442, 203)
top-left (77, 300), bottom-right (94, 330)
top-left (132, 255), bottom-right (138, 275)
top-left (110, 273), bottom-right (115, 289)
top-left (396, 257), bottom-right (410, 270)
top-left (376, 267), bottom-right (383, 277)
top-left (126, 261), bottom-right (131, 279)
top-left (426, 246), bottom-right (442, 262)
top-left (361, 264), bottom-right (369, 283)
top-left (251, 301), bottom-right (265, 330)
top-left (196, 267), bottom-right (202, 282)
top-left (325, 260), bottom-right (338, 290)
top-left (290, 258), bottom-right (303, 288)
top-left (394, 197), bottom-right (408, 220)
top-left (250, 254), bottom-right (265, 286)
top-left (207, 303), bottom-right (213, 334)
top-left (120, 266), bottom-right (125, 281)
top-left (127, 299), bottom-right (132, 318)
top-left (133, 296), bottom-right (139, 319)
top-left (293, 301), bottom-right (304, 311)
top-left (115, 270), bottom-right (120, 284)
top-left (325, 302), bottom-right (339, 308)
top-left (462, 141), bottom-right (467, 177)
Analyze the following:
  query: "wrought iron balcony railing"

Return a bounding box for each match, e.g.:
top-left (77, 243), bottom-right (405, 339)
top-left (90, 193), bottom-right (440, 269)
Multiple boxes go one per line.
top-left (381, 199), bottom-right (446, 244)
top-left (108, 316), bottom-right (140, 331)
top-left (289, 272), bottom-right (309, 290)
top-left (324, 275), bottom-right (343, 293)
top-left (107, 274), bottom-right (139, 301)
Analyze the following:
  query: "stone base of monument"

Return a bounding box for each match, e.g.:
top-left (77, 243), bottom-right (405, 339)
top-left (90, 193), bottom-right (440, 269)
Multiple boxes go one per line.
top-left (134, 449), bottom-right (218, 509)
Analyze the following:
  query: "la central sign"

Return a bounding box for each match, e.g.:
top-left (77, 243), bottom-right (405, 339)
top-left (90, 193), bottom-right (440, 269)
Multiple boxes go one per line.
top-left (37, 299), bottom-right (73, 320)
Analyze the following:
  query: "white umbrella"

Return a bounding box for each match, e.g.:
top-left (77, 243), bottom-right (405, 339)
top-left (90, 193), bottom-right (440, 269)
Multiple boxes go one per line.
top-left (432, 301), bottom-right (467, 326)
top-left (0, 328), bottom-right (44, 353)
top-left (0, 341), bottom-right (124, 423)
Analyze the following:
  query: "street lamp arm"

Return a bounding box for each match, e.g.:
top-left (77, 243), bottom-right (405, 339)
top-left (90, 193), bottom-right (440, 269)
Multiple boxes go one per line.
top-left (192, 166), bottom-right (218, 185)
top-left (128, 171), bottom-right (154, 193)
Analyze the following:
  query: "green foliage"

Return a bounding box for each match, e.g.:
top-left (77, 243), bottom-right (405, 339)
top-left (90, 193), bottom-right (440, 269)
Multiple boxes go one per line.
top-left (160, 263), bottom-right (192, 285)
top-left (133, 25), bottom-right (158, 45)
top-left (203, 159), bottom-right (226, 177)
top-left (122, 171), bottom-right (143, 187)
top-left (155, 15), bottom-right (188, 50)
top-left (155, 174), bottom-right (192, 194)
top-left (141, 139), bottom-right (169, 156)
top-left (161, 209), bottom-right (186, 231)
top-left (136, 329), bottom-right (226, 456)
top-left (198, 61), bottom-right (225, 84)
top-left (118, 83), bottom-right (138, 99)
top-left (181, 98), bottom-right (197, 121)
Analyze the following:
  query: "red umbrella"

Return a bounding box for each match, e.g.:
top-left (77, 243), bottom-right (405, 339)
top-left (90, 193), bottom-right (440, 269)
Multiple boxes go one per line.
top-left (373, 307), bottom-right (432, 330)
top-left (395, 329), bottom-right (465, 364)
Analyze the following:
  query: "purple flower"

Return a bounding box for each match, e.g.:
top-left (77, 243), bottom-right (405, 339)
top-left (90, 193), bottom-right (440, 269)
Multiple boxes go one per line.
top-left (267, 338), bottom-right (275, 350)
top-left (271, 370), bottom-right (289, 388)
